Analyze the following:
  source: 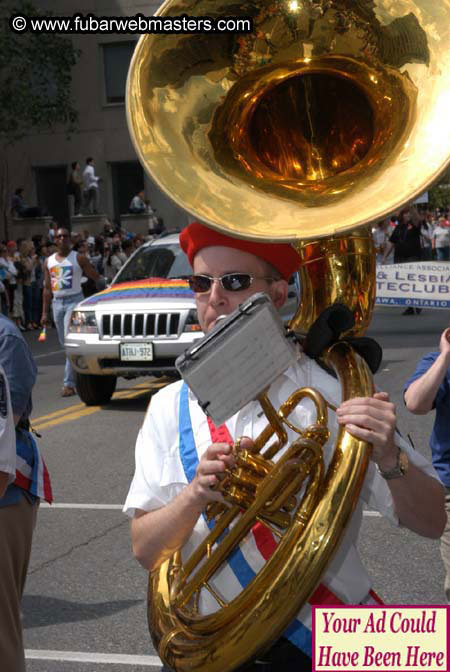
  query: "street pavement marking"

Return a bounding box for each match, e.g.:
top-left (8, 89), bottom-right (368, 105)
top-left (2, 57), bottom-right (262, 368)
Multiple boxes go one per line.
top-left (25, 650), bottom-right (161, 666)
top-left (39, 502), bottom-right (381, 517)
top-left (33, 349), bottom-right (65, 360)
top-left (33, 407), bottom-right (101, 430)
top-left (31, 402), bottom-right (88, 423)
top-left (31, 381), bottom-right (170, 431)
top-left (32, 384), bottom-right (150, 424)
top-left (40, 503), bottom-right (124, 509)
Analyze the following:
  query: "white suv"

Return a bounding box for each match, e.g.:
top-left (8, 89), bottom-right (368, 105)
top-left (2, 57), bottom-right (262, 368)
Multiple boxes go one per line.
top-left (65, 234), bottom-right (202, 405)
top-left (65, 233), bottom-right (299, 406)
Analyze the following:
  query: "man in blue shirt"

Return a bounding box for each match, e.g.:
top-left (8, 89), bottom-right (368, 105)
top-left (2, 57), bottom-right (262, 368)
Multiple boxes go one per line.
top-left (0, 314), bottom-right (53, 672)
top-left (404, 327), bottom-right (450, 601)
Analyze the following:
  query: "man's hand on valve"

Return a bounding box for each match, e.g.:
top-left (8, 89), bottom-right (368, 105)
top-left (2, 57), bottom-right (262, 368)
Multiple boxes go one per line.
top-left (336, 391), bottom-right (399, 471)
top-left (190, 441), bottom-right (241, 508)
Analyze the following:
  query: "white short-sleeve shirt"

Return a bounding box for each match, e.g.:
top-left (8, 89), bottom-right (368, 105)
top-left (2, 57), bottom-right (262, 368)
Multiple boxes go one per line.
top-left (124, 353), bottom-right (438, 606)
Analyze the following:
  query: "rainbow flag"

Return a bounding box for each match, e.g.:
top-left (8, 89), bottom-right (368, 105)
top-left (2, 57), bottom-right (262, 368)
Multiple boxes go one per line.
top-left (83, 278), bottom-right (194, 306)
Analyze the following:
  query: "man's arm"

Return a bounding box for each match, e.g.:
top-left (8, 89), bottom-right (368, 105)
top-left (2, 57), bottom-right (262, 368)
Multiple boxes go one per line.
top-left (379, 457), bottom-right (445, 538)
top-left (337, 392), bottom-right (446, 539)
top-left (404, 329), bottom-right (450, 414)
top-left (132, 488), bottom-right (204, 571)
top-left (131, 441), bottom-right (237, 570)
top-left (77, 254), bottom-right (104, 285)
top-left (41, 260), bottom-right (53, 326)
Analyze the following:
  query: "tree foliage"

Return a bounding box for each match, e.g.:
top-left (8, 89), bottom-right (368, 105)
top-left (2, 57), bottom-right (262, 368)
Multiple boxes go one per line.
top-left (0, 0), bottom-right (80, 145)
top-left (428, 165), bottom-right (450, 210)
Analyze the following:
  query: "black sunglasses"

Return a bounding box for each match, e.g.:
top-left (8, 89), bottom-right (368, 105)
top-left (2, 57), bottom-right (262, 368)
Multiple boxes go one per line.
top-left (56, 234), bottom-right (70, 239)
top-left (188, 273), bottom-right (274, 293)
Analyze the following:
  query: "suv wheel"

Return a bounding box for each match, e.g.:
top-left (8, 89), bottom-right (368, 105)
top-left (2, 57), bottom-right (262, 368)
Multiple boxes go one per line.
top-left (76, 373), bottom-right (117, 406)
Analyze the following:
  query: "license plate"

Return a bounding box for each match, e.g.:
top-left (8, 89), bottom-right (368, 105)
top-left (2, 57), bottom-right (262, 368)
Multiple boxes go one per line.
top-left (120, 342), bottom-right (153, 361)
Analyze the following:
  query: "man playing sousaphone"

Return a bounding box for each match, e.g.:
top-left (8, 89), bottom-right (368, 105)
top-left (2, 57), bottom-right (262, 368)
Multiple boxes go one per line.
top-left (123, 222), bottom-right (445, 672)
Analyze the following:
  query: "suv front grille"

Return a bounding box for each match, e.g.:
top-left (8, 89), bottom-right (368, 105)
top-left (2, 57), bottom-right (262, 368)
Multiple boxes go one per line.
top-left (101, 313), bottom-right (180, 339)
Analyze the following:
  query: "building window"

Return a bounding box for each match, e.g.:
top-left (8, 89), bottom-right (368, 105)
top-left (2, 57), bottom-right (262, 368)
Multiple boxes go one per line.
top-left (110, 161), bottom-right (145, 222)
top-left (102, 42), bottom-right (136, 104)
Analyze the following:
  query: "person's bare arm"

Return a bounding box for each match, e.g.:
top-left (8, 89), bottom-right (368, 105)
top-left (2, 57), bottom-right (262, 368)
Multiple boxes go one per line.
top-left (41, 260), bottom-right (52, 326)
top-left (132, 488), bottom-right (205, 571)
top-left (77, 253), bottom-right (101, 282)
top-left (405, 329), bottom-right (450, 414)
top-left (131, 441), bottom-right (238, 570)
top-left (337, 392), bottom-right (446, 539)
top-left (78, 254), bottom-right (106, 290)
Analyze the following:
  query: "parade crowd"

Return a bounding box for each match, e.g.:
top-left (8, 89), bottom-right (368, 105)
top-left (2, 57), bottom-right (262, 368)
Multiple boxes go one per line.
top-left (0, 222), bottom-right (152, 332)
top-left (372, 207), bottom-right (450, 265)
top-left (0, 211), bottom-right (449, 672)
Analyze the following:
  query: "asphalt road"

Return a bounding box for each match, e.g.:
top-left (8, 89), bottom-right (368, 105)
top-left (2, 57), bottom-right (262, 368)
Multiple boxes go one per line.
top-left (21, 305), bottom-right (449, 671)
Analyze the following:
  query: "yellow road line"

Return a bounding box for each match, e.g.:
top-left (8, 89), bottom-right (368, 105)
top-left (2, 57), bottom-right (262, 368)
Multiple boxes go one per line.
top-left (34, 407), bottom-right (101, 431)
top-left (33, 391), bottom-right (148, 431)
top-left (32, 403), bottom-right (87, 424)
top-left (32, 383), bottom-right (156, 424)
top-left (31, 380), bottom-right (170, 431)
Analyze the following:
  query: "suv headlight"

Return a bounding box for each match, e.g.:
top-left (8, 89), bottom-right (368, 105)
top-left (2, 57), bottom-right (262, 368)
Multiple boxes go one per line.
top-left (183, 309), bottom-right (202, 333)
top-left (69, 311), bottom-right (98, 334)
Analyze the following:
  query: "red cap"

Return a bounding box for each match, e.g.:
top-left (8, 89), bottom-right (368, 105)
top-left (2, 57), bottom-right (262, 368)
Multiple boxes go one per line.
top-left (180, 222), bottom-right (300, 281)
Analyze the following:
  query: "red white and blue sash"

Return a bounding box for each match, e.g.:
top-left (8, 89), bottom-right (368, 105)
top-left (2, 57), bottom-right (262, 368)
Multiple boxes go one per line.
top-left (179, 383), bottom-right (383, 657)
top-left (14, 428), bottom-right (53, 503)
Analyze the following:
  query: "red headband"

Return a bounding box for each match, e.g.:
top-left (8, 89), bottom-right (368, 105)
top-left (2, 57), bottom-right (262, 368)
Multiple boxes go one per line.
top-left (180, 222), bottom-right (300, 281)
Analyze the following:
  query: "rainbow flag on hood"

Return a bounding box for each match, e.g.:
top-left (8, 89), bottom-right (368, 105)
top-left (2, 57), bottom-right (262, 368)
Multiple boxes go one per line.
top-left (83, 278), bottom-right (194, 306)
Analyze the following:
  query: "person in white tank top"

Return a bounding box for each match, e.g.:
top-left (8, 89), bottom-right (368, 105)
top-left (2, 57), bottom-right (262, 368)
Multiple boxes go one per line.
top-left (41, 228), bottom-right (105, 397)
top-left (46, 249), bottom-right (84, 298)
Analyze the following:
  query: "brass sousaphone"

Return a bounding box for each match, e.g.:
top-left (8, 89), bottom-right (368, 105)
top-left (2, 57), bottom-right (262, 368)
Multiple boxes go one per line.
top-left (126, 1), bottom-right (450, 670)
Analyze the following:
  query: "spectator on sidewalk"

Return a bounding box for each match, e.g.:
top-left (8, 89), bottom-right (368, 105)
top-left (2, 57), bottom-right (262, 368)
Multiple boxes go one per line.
top-left (18, 241), bottom-right (35, 330)
top-left (0, 246), bottom-right (12, 316)
top-left (5, 242), bottom-right (18, 312)
top-left (382, 207), bottom-right (423, 315)
top-left (82, 158), bottom-right (101, 215)
top-left (11, 188), bottom-right (42, 219)
top-left (129, 190), bottom-right (149, 214)
top-left (0, 265), bottom-right (9, 317)
top-left (48, 222), bottom-right (57, 244)
top-left (121, 239), bottom-right (135, 260)
top-left (104, 243), bottom-right (124, 283)
top-left (67, 161), bottom-right (83, 217)
top-left (432, 217), bottom-right (450, 261)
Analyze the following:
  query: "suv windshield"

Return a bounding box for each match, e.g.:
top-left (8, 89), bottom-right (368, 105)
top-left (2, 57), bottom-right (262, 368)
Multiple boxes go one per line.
top-left (113, 243), bottom-right (192, 283)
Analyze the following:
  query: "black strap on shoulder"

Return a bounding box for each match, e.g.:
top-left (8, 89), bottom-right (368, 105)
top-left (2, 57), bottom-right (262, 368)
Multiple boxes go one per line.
top-left (346, 336), bottom-right (383, 374)
top-left (302, 303), bottom-right (383, 374)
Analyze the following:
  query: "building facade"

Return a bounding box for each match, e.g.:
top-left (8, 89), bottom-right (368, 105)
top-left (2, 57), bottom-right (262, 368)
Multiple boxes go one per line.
top-left (6, 0), bottom-right (190, 235)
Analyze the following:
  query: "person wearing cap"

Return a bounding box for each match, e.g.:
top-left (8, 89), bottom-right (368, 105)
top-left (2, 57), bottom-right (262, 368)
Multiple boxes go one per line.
top-left (123, 222), bottom-right (444, 671)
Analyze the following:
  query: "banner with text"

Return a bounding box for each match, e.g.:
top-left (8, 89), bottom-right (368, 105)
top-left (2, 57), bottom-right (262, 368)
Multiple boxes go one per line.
top-left (313, 606), bottom-right (448, 672)
top-left (376, 262), bottom-right (450, 309)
